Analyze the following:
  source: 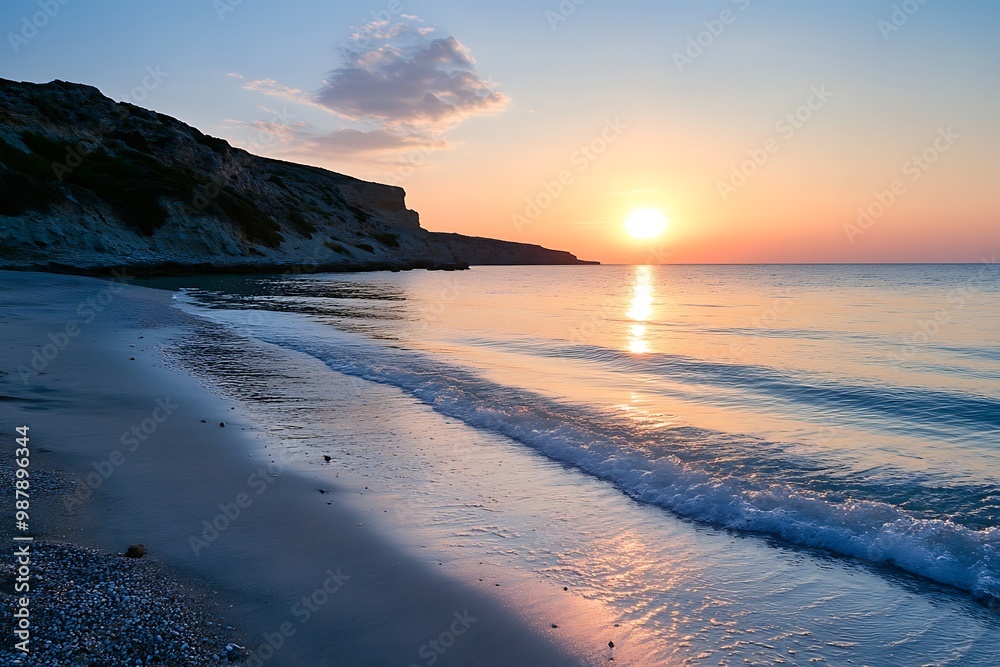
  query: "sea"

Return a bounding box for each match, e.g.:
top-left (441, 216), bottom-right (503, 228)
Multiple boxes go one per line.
top-left (153, 263), bottom-right (999, 666)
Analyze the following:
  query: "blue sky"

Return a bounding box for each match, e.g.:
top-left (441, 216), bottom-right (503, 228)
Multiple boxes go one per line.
top-left (3, 1), bottom-right (999, 262)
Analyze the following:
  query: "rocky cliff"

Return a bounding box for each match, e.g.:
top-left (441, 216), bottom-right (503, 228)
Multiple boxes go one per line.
top-left (0, 78), bottom-right (596, 275)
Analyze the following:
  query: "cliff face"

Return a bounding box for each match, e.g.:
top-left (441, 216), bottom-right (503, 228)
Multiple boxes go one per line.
top-left (0, 78), bottom-right (596, 275)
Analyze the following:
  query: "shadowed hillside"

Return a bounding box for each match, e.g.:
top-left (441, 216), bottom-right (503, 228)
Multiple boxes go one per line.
top-left (0, 78), bottom-right (596, 275)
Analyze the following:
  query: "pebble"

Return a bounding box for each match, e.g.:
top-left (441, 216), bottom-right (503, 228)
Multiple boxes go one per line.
top-left (124, 544), bottom-right (147, 559)
top-left (0, 541), bottom-right (247, 666)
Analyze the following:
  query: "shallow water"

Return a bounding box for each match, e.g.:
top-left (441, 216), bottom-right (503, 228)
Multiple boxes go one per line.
top-left (157, 264), bottom-right (1000, 665)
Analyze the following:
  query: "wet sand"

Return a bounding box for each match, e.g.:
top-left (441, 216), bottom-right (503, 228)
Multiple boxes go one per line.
top-left (0, 271), bottom-right (589, 666)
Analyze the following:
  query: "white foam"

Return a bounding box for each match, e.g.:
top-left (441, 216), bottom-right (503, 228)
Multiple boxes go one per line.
top-left (175, 301), bottom-right (1000, 601)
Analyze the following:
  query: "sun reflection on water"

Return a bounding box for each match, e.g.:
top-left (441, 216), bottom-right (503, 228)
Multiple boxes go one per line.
top-left (626, 266), bottom-right (655, 354)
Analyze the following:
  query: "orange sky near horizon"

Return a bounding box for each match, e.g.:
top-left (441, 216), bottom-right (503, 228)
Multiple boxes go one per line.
top-left (10, 1), bottom-right (997, 264)
top-left (283, 104), bottom-right (998, 265)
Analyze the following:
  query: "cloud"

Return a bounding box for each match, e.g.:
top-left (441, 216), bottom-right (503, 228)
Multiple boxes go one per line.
top-left (239, 77), bottom-right (325, 110)
top-left (229, 15), bottom-right (508, 169)
top-left (316, 20), bottom-right (509, 131)
top-left (223, 115), bottom-right (448, 169)
top-left (285, 126), bottom-right (448, 163)
top-left (222, 108), bottom-right (311, 155)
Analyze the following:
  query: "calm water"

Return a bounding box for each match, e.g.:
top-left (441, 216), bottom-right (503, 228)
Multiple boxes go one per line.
top-left (160, 264), bottom-right (1000, 665)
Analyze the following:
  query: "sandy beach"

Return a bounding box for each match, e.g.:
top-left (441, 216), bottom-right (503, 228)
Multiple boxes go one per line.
top-left (0, 271), bottom-right (610, 666)
top-left (2, 3), bottom-right (998, 663)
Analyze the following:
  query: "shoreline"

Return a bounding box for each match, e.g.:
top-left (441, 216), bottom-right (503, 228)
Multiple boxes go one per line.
top-left (0, 259), bottom-right (473, 278)
top-left (0, 271), bottom-right (590, 666)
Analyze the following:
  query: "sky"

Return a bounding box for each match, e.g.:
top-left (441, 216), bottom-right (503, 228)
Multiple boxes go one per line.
top-left (2, 0), bottom-right (999, 263)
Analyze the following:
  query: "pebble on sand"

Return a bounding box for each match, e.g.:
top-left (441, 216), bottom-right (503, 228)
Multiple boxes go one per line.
top-left (0, 541), bottom-right (244, 666)
top-left (124, 545), bottom-right (146, 559)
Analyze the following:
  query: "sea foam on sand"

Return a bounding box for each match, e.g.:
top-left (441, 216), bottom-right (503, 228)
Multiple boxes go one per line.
top-left (0, 271), bottom-right (598, 666)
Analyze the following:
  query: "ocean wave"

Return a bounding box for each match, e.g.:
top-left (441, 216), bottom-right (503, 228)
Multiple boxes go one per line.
top-left (485, 338), bottom-right (1000, 435)
top-left (175, 298), bottom-right (1000, 601)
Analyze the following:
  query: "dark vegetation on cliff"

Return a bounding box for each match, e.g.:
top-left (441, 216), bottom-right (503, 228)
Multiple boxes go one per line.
top-left (0, 78), bottom-right (597, 274)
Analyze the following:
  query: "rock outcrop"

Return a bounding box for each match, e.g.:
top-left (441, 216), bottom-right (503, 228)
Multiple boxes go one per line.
top-left (0, 78), bottom-right (597, 275)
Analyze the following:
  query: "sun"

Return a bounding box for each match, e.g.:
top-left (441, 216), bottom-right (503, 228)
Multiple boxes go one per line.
top-left (624, 209), bottom-right (668, 239)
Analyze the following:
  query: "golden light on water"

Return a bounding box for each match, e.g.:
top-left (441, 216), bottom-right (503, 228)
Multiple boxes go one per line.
top-left (628, 324), bottom-right (649, 354)
top-left (624, 209), bottom-right (668, 240)
top-left (626, 266), bottom-right (654, 354)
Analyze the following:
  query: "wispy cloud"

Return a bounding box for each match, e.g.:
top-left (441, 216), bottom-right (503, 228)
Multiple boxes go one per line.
top-left (285, 127), bottom-right (449, 165)
top-left (231, 75), bottom-right (326, 110)
top-left (228, 15), bottom-right (509, 167)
